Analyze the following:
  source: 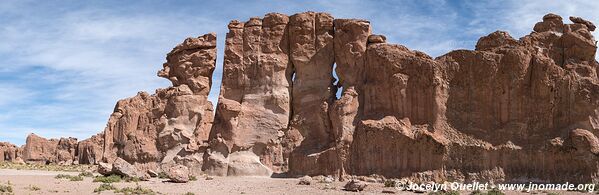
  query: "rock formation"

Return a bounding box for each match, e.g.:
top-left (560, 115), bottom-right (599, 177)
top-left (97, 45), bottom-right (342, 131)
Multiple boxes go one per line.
top-left (199, 12), bottom-right (599, 183)
top-left (78, 133), bottom-right (104, 164)
top-left (0, 142), bottom-right (20, 163)
top-left (3, 11), bottom-right (597, 184)
top-left (21, 133), bottom-right (78, 165)
top-left (203, 13), bottom-right (293, 176)
top-left (101, 33), bottom-right (216, 175)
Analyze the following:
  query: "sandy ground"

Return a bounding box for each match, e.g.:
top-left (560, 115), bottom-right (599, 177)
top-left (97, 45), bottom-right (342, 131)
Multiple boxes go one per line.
top-left (0, 169), bottom-right (592, 195)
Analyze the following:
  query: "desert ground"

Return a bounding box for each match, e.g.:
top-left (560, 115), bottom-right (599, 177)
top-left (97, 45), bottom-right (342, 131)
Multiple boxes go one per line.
top-left (0, 168), bottom-right (387, 195)
top-left (0, 167), bottom-right (592, 195)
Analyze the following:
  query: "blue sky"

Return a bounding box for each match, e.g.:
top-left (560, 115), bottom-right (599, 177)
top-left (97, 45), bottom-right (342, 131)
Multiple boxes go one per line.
top-left (1, 0), bottom-right (598, 145)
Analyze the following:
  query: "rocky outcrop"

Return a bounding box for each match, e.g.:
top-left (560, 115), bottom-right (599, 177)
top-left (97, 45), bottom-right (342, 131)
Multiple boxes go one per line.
top-left (203, 13), bottom-right (293, 176)
top-left (200, 12), bottom-right (599, 183)
top-left (16, 11), bottom-right (589, 184)
top-left (78, 133), bottom-right (104, 164)
top-left (21, 133), bottom-right (78, 165)
top-left (286, 12), bottom-right (337, 176)
top-left (0, 142), bottom-right (20, 163)
top-left (101, 33), bottom-right (216, 175)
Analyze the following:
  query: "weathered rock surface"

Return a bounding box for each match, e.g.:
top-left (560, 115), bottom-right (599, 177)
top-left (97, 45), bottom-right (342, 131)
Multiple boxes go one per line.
top-left (101, 33), bottom-right (216, 174)
top-left (78, 133), bottom-right (104, 165)
top-left (286, 12), bottom-right (338, 176)
top-left (166, 164), bottom-right (190, 183)
top-left (203, 13), bottom-right (292, 176)
top-left (112, 157), bottom-right (150, 179)
top-left (6, 11), bottom-right (594, 184)
top-left (21, 133), bottom-right (78, 165)
top-left (0, 142), bottom-right (20, 163)
top-left (199, 12), bottom-right (599, 183)
top-left (98, 162), bottom-right (114, 175)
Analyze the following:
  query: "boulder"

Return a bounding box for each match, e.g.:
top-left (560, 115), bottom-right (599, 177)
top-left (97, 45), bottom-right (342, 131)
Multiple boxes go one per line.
top-left (112, 158), bottom-right (149, 180)
top-left (166, 165), bottom-right (190, 183)
top-left (344, 180), bottom-right (368, 192)
top-left (98, 162), bottom-right (114, 176)
top-left (298, 176), bottom-right (312, 185)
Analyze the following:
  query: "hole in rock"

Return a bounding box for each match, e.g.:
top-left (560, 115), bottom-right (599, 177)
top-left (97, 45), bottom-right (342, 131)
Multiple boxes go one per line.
top-left (332, 63), bottom-right (342, 99)
top-left (291, 72), bottom-right (296, 82)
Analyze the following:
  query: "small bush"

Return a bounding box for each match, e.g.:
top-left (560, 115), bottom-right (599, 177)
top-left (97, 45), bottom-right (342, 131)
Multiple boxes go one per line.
top-left (125, 177), bottom-right (141, 182)
top-left (0, 184), bottom-right (13, 193)
top-left (93, 175), bottom-right (122, 183)
top-left (429, 191), bottom-right (460, 195)
top-left (70, 175), bottom-right (84, 181)
top-left (189, 175), bottom-right (197, 181)
top-left (384, 180), bottom-right (396, 187)
top-left (115, 185), bottom-right (156, 195)
top-left (486, 188), bottom-right (504, 195)
top-left (157, 172), bottom-right (168, 179)
top-left (55, 174), bottom-right (71, 179)
top-left (79, 172), bottom-right (94, 177)
top-left (55, 174), bottom-right (83, 181)
top-left (469, 189), bottom-right (504, 195)
top-left (26, 185), bottom-right (41, 191)
top-left (183, 192), bottom-right (196, 195)
top-left (94, 183), bottom-right (117, 193)
top-left (470, 190), bottom-right (483, 195)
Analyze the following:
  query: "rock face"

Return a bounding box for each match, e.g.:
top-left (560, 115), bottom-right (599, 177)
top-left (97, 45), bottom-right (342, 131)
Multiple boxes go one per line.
top-left (198, 12), bottom-right (599, 183)
top-left (78, 133), bottom-right (104, 164)
top-left (0, 142), bottom-right (20, 163)
top-left (21, 133), bottom-right (78, 165)
top-left (101, 33), bottom-right (216, 175)
top-left (5, 11), bottom-right (588, 184)
top-left (203, 13), bottom-right (292, 176)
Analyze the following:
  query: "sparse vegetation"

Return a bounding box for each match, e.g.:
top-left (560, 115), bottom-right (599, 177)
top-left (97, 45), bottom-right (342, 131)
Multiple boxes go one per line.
top-left (79, 171), bottom-right (94, 177)
top-left (486, 188), bottom-right (505, 195)
top-left (25, 184), bottom-right (41, 191)
top-left (0, 182), bottom-right (13, 194)
top-left (94, 183), bottom-right (117, 193)
top-left (429, 191), bottom-right (460, 195)
top-left (0, 162), bottom-right (93, 172)
top-left (189, 175), bottom-right (197, 181)
top-left (93, 174), bottom-right (122, 183)
top-left (157, 172), bottom-right (168, 179)
top-left (125, 177), bottom-right (141, 183)
top-left (470, 190), bottom-right (483, 195)
top-left (470, 189), bottom-right (504, 195)
top-left (183, 192), bottom-right (195, 195)
top-left (115, 185), bottom-right (156, 195)
top-left (384, 180), bottom-right (397, 187)
top-left (55, 174), bottom-right (83, 181)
